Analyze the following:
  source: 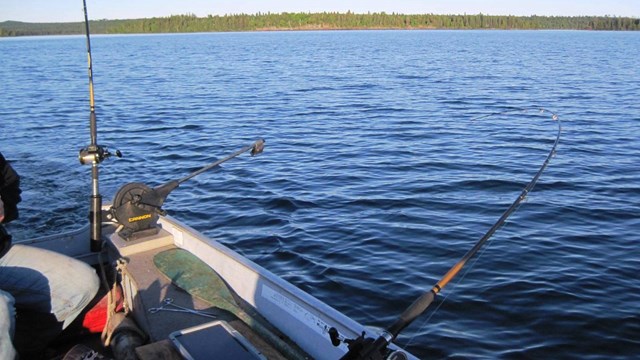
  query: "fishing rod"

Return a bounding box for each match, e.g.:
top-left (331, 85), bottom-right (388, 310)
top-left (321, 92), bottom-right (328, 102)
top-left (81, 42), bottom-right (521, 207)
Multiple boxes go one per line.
top-left (78, 0), bottom-right (120, 252)
top-left (331, 108), bottom-right (561, 360)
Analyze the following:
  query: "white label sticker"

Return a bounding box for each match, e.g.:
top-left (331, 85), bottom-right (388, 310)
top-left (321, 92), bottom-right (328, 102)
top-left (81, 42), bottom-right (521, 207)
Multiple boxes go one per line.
top-left (261, 284), bottom-right (343, 348)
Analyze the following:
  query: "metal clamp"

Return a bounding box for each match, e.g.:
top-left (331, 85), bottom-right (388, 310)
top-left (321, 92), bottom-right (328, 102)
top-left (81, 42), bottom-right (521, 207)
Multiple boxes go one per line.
top-left (148, 298), bottom-right (217, 319)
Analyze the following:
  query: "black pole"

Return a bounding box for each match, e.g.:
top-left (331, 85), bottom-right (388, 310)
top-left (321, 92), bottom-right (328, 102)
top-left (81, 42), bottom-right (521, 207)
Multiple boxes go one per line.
top-left (177, 139), bottom-right (265, 184)
top-left (80, 0), bottom-right (103, 252)
top-left (147, 139), bottom-right (266, 209)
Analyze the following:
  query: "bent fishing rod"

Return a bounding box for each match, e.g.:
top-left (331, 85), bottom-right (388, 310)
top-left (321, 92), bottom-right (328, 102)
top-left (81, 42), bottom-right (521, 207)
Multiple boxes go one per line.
top-left (332, 108), bottom-right (561, 360)
top-left (78, 0), bottom-right (120, 252)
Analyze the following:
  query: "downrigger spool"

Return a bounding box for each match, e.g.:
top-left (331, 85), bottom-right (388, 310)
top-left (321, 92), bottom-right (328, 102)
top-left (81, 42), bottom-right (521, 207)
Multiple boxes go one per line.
top-left (106, 139), bottom-right (265, 240)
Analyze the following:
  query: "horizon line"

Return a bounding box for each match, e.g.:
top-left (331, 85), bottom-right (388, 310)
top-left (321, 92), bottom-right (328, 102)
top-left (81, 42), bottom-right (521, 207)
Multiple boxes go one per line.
top-left (2, 11), bottom-right (639, 24)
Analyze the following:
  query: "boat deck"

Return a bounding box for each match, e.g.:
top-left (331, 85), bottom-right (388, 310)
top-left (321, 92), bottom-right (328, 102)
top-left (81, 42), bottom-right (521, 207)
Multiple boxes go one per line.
top-left (122, 244), bottom-right (290, 359)
top-left (104, 225), bottom-right (303, 359)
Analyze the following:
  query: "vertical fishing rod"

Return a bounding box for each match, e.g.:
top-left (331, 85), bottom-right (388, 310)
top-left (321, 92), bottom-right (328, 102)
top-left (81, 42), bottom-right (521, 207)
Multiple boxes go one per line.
top-left (334, 108), bottom-right (561, 360)
top-left (78, 0), bottom-right (119, 251)
top-left (83, 0), bottom-right (97, 147)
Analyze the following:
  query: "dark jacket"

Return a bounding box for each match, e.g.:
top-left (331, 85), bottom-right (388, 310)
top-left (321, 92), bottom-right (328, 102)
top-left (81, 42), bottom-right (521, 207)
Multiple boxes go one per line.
top-left (0, 152), bottom-right (21, 257)
top-left (0, 152), bottom-right (21, 223)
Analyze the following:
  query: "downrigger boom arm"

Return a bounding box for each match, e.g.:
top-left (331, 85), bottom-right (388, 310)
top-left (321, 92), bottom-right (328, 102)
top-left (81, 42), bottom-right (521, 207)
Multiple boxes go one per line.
top-left (107, 139), bottom-right (265, 240)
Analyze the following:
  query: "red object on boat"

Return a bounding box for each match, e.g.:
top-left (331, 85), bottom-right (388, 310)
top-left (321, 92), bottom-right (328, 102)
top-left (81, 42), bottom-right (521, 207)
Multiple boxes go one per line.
top-left (82, 294), bottom-right (108, 333)
top-left (82, 286), bottom-right (124, 333)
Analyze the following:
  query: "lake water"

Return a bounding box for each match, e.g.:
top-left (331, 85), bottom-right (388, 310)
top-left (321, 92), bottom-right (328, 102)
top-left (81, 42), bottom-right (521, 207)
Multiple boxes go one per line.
top-left (1, 30), bottom-right (639, 359)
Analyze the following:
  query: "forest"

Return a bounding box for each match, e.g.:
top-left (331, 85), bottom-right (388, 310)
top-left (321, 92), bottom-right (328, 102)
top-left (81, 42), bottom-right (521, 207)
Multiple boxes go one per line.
top-left (1, 12), bottom-right (639, 36)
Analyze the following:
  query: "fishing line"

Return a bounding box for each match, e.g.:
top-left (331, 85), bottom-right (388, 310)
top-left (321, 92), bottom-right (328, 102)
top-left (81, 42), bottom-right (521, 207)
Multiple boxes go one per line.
top-left (402, 206), bottom-right (530, 349)
top-left (402, 213), bottom-right (510, 350)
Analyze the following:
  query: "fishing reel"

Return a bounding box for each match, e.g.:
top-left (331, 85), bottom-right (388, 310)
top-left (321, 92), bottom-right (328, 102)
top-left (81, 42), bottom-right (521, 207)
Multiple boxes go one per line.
top-left (106, 181), bottom-right (178, 240)
top-left (79, 144), bottom-right (122, 165)
top-left (329, 328), bottom-right (408, 360)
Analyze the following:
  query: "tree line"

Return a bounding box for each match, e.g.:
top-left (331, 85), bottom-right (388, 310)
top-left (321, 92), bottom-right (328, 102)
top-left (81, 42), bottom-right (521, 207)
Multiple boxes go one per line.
top-left (2, 12), bottom-right (639, 36)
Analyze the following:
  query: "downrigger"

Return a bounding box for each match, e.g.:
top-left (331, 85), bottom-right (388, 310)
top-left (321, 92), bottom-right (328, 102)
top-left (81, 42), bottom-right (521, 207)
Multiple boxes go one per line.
top-left (106, 139), bottom-right (265, 240)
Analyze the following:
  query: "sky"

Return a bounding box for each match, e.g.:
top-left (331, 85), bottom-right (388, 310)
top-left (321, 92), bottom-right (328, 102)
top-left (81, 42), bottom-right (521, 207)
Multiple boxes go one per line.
top-left (1, 0), bottom-right (639, 23)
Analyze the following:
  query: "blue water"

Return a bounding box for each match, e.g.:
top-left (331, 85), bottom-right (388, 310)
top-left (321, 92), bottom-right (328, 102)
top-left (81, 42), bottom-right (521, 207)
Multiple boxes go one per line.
top-left (1, 30), bottom-right (639, 359)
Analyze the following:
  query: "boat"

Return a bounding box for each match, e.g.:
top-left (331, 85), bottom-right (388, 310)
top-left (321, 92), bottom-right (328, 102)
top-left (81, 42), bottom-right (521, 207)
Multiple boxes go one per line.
top-left (10, 2), bottom-right (561, 359)
top-left (20, 194), bottom-right (412, 360)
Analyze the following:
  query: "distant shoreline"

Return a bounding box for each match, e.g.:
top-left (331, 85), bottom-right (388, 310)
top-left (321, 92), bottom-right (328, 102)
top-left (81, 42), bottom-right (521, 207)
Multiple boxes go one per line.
top-left (2, 12), bottom-right (638, 36)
